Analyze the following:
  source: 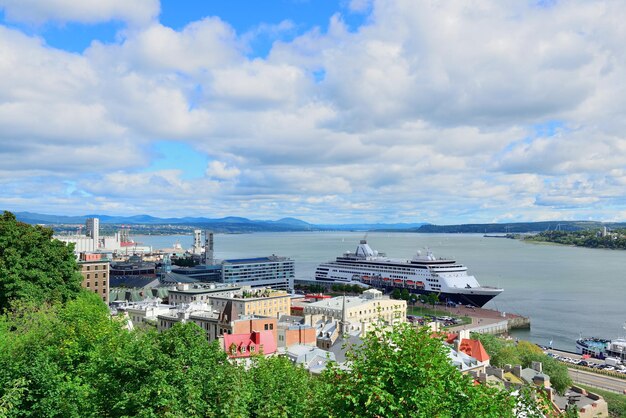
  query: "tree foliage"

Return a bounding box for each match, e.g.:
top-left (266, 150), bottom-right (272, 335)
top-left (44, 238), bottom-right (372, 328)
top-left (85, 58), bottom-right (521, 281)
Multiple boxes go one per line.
top-left (0, 211), bottom-right (83, 310)
top-left (319, 324), bottom-right (520, 417)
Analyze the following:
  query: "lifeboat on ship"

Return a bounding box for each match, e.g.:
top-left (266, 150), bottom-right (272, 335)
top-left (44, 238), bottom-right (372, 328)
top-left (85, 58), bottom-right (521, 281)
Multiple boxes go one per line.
top-left (393, 279), bottom-right (403, 284)
top-left (406, 280), bottom-right (415, 286)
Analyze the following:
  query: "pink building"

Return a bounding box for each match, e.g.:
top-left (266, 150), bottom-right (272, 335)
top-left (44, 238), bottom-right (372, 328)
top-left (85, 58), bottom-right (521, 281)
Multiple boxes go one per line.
top-left (223, 330), bottom-right (277, 358)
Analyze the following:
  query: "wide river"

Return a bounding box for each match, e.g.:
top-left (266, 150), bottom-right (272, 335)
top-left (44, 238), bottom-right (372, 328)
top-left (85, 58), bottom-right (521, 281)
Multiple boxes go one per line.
top-left (137, 232), bottom-right (625, 352)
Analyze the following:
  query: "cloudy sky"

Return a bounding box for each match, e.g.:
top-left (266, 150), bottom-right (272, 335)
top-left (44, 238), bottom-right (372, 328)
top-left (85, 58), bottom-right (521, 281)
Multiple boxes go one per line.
top-left (1, 0), bottom-right (626, 224)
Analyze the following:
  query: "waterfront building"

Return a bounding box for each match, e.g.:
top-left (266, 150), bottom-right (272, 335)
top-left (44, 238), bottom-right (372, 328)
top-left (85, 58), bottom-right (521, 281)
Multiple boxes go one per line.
top-left (110, 256), bottom-right (156, 277)
top-left (78, 252), bottom-right (110, 303)
top-left (170, 265), bottom-right (222, 282)
top-left (57, 234), bottom-right (97, 253)
top-left (85, 218), bottom-right (99, 245)
top-left (222, 256), bottom-right (294, 290)
top-left (164, 256), bottom-right (295, 291)
top-left (303, 289), bottom-right (406, 335)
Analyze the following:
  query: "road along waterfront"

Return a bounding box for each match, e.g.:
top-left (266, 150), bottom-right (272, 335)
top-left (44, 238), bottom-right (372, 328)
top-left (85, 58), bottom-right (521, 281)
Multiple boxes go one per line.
top-left (567, 368), bottom-right (626, 394)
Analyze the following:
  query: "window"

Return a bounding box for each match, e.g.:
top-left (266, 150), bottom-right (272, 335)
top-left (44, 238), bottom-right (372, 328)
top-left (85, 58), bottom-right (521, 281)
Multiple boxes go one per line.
top-left (269, 324), bottom-right (273, 330)
top-left (102, 281), bottom-right (106, 286)
top-left (86, 282), bottom-right (90, 287)
top-left (264, 324), bottom-right (269, 330)
top-left (95, 273), bottom-right (98, 279)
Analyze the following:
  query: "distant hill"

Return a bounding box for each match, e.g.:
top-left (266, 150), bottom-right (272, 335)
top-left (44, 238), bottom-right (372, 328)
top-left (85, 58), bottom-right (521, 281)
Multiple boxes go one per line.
top-left (10, 211), bottom-right (425, 233)
top-left (407, 221), bottom-right (626, 233)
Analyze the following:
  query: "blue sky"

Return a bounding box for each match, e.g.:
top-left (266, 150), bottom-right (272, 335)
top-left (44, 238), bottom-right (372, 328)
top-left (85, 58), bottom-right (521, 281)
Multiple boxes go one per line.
top-left (1, 0), bottom-right (626, 224)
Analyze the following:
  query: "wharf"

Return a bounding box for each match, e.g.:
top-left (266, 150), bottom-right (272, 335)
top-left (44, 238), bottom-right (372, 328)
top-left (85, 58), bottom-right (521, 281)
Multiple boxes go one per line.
top-left (441, 304), bottom-right (530, 335)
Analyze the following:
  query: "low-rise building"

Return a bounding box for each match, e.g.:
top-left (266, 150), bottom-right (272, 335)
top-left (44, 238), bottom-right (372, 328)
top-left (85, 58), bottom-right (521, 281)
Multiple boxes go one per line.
top-left (223, 330), bottom-right (277, 358)
top-left (78, 252), bottom-right (110, 303)
top-left (285, 344), bottom-right (336, 375)
top-left (277, 320), bottom-right (317, 348)
top-left (167, 283), bottom-right (244, 306)
top-left (303, 289), bottom-right (406, 334)
top-left (208, 288), bottom-right (292, 319)
top-left (115, 297), bottom-right (174, 326)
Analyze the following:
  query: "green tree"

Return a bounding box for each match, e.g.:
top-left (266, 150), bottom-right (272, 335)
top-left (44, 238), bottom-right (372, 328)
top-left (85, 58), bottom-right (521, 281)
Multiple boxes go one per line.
top-left (246, 355), bottom-right (319, 417)
top-left (319, 323), bottom-right (522, 417)
top-left (0, 212), bottom-right (83, 311)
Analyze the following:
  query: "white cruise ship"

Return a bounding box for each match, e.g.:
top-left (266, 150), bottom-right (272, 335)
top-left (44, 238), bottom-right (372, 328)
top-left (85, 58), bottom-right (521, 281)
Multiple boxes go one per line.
top-left (314, 239), bottom-right (503, 307)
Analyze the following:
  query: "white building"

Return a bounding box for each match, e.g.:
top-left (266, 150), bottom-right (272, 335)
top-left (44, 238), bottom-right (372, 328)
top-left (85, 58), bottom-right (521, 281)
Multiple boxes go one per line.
top-left (303, 289), bottom-right (406, 335)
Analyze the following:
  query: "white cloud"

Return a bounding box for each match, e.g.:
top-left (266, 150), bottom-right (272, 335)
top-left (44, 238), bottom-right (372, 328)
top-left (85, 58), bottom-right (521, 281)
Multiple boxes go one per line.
top-left (0, 0), bottom-right (159, 25)
top-left (3, 0), bottom-right (626, 223)
top-left (206, 161), bottom-right (240, 180)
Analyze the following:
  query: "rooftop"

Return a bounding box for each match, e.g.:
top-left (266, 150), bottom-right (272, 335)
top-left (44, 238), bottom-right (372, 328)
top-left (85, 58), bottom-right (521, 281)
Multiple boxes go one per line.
top-left (223, 255), bottom-right (291, 264)
top-left (306, 292), bottom-right (392, 311)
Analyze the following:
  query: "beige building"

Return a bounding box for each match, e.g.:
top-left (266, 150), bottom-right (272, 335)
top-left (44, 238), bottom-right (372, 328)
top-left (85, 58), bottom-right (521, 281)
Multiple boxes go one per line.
top-left (167, 283), bottom-right (244, 306)
top-left (208, 288), bottom-right (291, 318)
top-left (303, 289), bottom-right (406, 334)
top-left (78, 253), bottom-right (110, 303)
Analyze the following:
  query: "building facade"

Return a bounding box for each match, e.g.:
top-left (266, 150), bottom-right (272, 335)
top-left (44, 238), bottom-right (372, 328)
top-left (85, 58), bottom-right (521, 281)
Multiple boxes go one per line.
top-left (303, 289), bottom-right (406, 334)
top-left (208, 289), bottom-right (291, 318)
top-left (78, 253), bottom-right (110, 303)
top-left (222, 256), bottom-right (294, 290)
top-left (167, 283), bottom-right (243, 306)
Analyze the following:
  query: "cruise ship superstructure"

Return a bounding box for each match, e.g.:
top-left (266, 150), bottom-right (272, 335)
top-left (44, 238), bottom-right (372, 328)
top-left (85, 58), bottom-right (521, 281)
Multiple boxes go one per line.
top-left (314, 240), bottom-right (503, 307)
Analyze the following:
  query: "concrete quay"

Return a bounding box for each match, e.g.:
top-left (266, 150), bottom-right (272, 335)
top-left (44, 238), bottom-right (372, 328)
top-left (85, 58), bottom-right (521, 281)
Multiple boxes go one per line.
top-left (440, 303), bottom-right (530, 335)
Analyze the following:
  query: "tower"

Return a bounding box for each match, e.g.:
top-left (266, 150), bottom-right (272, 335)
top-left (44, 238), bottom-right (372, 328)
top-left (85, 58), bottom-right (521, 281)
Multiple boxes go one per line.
top-left (193, 230), bottom-right (202, 253)
top-left (204, 230), bottom-right (214, 265)
top-left (339, 295), bottom-right (351, 336)
top-left (85, 218), bottom-right (99, 249)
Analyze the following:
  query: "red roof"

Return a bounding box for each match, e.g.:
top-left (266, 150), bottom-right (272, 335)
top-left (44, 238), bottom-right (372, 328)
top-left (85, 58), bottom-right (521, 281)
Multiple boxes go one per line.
top-left (445, 333), bottom-right (459, 344)
top-left (459, 339), bottom-right (490, 362)
top-left (223, 330), bottom-right (277, 358)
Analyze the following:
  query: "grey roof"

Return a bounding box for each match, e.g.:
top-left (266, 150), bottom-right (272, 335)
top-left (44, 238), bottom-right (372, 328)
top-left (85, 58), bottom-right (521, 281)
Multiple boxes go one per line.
top-left (278, 315), bottom-right (305, 325)
top-left (286, 344), bottom-right (336, 374)
top-left (110, 276), bottom-right (160, 288)
top-left (160, 272), bottom-right (201, 285)
top-left (329, 334), bottom-right (363, 363)
top-left (520, 368), bottom-right (550, 384)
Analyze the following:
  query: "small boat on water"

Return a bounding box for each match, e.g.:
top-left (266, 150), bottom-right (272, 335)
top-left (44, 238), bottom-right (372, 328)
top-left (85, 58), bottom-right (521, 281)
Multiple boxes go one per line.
top-left (576, 322), bottom-right (626, 361)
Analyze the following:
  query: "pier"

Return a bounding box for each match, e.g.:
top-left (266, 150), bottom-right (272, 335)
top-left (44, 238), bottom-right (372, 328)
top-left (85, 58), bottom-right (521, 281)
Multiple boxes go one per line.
top-left (443, 304), bottom-right (530, 335)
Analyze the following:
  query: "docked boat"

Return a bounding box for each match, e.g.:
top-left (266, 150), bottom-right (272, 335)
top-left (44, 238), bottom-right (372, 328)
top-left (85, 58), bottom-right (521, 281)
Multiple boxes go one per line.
top-left (576, 323), bottom-right (626, 361)
top-left (314, 239), bottom-right (503, 307)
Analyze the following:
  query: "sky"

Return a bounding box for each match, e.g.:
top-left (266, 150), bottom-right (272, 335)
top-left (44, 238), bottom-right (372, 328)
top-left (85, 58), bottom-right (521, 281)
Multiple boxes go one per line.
top-left (1, 0), bottom-right (626, 224)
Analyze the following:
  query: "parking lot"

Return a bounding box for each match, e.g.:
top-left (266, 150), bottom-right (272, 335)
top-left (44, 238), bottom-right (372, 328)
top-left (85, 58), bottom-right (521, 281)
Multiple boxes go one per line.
top-left (545, 349), bottom-right (626, 376)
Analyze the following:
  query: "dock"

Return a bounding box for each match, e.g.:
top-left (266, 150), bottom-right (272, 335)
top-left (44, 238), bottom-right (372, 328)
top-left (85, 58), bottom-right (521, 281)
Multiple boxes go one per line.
top-left (441, 304), bottom-right (530, 335)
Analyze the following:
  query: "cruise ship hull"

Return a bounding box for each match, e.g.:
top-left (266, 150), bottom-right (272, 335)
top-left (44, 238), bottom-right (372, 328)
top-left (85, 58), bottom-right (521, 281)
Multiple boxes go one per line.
top-left (313, 240), bottom-right (503, 308)
top-left (390, 288), bottom-right (499, 307)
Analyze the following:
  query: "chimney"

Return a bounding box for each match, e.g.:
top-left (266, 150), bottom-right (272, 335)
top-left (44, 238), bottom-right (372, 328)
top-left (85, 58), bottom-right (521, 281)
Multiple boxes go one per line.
top-left (513, 365), bottom-right (522, 378)
top-left (251, 331), bottom-right (261, 344)
top-left (478, 372), bottom-right (487, 384)
top-left (531, 361), bottom-right (542, 373)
